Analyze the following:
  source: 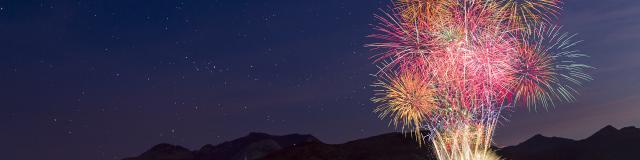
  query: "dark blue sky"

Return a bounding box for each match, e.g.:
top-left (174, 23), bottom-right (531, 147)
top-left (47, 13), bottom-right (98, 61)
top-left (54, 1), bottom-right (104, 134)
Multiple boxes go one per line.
top-left (0, 0), bottom-right (638, 160)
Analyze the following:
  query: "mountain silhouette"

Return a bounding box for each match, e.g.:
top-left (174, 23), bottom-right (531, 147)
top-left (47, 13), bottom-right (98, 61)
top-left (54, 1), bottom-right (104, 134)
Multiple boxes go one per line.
top-left (262, 132), bottom-right (434, 160)
top-left (124, 132), bottom-right (318, 160)
top-left (124, 125), bottom-right (640, 160)
top-left (497, 125), bottom-right (640, 160)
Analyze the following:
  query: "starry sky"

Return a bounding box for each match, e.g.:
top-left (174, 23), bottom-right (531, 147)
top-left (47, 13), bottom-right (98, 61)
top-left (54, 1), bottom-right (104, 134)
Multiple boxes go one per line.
top-left (1, 0), bottom-right (639, 160)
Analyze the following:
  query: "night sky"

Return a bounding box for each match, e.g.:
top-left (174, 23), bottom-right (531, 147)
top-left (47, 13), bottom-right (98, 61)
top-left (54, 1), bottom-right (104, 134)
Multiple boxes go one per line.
top-left (1, 0), bottom-right (639, 160)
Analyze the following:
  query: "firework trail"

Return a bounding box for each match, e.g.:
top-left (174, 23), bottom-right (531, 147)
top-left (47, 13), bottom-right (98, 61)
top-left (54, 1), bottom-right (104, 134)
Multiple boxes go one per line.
top-left (367, 0), bottom-right (591, 159)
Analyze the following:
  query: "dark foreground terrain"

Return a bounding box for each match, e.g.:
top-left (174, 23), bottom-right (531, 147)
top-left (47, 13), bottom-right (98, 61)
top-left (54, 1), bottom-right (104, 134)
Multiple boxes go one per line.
top-left (124, 125), bottom-right (640, 160)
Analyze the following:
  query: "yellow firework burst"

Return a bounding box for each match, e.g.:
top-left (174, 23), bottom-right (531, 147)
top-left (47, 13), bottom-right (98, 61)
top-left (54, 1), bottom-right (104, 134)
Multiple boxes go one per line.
top-left (499, 0), bottom-right (562, 32)
top-left (394, 0), bottom-right (454, 27)
top-left (372, 72), bottom-right (438, 146)
top-left (394, 0), bottom-right (430, 22)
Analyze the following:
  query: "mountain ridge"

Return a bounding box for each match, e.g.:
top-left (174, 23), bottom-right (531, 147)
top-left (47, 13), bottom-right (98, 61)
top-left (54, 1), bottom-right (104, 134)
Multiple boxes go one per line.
top-left (124, 132), bottom-right (318, 160)
top-left (124, 125), bottom-right (640, 160)
top-left (497, 125), bottom-right (640, 160)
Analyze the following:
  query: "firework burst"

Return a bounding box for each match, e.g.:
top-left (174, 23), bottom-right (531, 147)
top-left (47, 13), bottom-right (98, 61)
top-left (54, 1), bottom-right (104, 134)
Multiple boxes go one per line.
top-left (511, 25), bottom-right (593, 109)
top-left (372, 71), bottom-right (438, 145)
top-left (367, 9), bottom-right (433, 72)
top-left (499, 0), bottom-right (562, 32)
top-left (367, 0), bottom-right (590, 159)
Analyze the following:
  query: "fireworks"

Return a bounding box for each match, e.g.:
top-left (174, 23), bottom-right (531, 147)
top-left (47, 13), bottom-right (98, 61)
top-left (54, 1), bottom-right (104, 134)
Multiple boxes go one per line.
top-left (367, 8), bottom-right (433, 72)
top-left (431, 116), bottom-right (501, 160)
top-left (372, 71), bottom-right (438, 145)
top-left (500, 0), bottom-right (562, 32)
top-left (511, 25), bottom-right (592, 109)
top-left (367, 0), bottom-right (590, 159)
